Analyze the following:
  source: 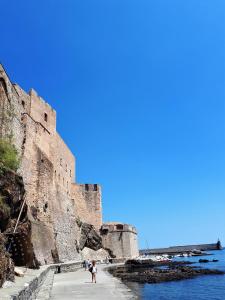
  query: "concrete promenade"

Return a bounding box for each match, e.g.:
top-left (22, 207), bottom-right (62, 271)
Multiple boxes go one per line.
top-left (50, 265), bottom-right (137, 300)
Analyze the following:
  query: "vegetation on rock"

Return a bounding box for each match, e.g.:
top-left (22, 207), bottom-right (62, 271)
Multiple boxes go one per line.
top-left (0, 139), bottom-right (20, 172)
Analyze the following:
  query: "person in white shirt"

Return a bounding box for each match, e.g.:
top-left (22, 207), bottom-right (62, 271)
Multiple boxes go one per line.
top-left (90, 260), bottom-right (97, 283)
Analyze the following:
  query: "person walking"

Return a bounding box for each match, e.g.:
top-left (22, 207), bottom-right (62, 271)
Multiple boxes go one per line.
top-left (105, 256), bottom-right (109, 264)
top-left (90, 260), bottom-right (97, 283)
top-left (84, 259), bottom-right (89, 271)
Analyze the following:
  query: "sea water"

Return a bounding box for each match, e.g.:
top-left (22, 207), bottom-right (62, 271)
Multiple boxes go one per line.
top-left (128, 249), bottom-right (225, 300)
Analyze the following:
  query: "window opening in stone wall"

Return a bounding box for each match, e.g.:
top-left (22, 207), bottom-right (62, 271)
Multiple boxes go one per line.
top-left (101, 228), bottom-right (109, 235)
top-left (44, 113), bottom-right (48, 122)
top-left (85, 184), bottom-right (89, 191)
top-left (70, 170), bottom-right (72, 177)
top-left (43, 202), bottom-right (48, 212)
top-left (22, 100), bottom-right (25, 108)
top-left (94, 184), bottom-right (98, 191)
top-left (116, 224), bottom-right (124, 231)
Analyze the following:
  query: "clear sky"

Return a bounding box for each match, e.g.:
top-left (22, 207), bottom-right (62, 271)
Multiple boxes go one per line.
top-left (1, 0), bottom-right (225, 249)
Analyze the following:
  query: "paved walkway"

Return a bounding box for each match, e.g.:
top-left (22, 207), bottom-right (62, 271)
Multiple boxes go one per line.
top-left (50, 265), bottom-right (137, 300)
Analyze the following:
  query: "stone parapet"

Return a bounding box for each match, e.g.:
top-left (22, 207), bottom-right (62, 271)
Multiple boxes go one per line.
top-left (0, 261), bottom-right (83, 300)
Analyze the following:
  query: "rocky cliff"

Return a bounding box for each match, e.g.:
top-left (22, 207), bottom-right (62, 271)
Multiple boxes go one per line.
top-left (0, 168), bottom-right (39, 287)
top-left (0, 168), bottom-right (107, 287)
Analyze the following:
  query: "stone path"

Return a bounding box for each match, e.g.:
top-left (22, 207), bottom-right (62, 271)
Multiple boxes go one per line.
top-left (50, 265), bottom-right (137, 300)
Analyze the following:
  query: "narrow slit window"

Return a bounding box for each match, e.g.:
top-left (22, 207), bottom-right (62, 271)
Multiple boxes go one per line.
top-left (44, 113), bottom-right (48, 122)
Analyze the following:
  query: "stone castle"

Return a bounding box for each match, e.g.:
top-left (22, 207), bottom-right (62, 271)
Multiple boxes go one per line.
top-left (0, 64), bottom-right (139, 266)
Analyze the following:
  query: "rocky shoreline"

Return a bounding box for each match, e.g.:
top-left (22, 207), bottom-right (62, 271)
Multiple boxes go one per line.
top-left (108, 259), bottom-right (225, 284)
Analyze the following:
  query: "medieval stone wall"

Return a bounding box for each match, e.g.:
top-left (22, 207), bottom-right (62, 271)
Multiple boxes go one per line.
top-left (71, 183), bottom-right (102, 230)
top-left (53, 133), bottom-right (75, 196)
top-left (0, 64), bottom-right (104, 264)
top-left (0, 64), bottom-right (139, 264)
top-left (29, 89), bottom-right (56, 134)
top-left (0, 68), bottom-right (25, 156)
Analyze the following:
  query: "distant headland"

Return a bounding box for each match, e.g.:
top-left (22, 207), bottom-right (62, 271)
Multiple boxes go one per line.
top-left (140, 240), bottom-right (222, 256)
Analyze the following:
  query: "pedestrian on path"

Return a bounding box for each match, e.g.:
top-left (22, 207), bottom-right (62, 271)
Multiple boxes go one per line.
top-left (89, 260), bottom-right (97, 283)
top-left (84, 259), bottom-right (89, 271)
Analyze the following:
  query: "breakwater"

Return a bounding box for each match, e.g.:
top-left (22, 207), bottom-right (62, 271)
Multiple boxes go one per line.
top-left (140, 241), bottom-right (222, 255)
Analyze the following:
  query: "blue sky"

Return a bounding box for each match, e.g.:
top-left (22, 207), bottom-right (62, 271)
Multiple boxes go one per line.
top-left (1, 0), bottom-right (225, 248)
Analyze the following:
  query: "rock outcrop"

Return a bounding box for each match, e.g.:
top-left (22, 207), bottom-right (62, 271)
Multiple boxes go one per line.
top-left (0, 168), bottom-right (38, 287)
top-left (79, 222), bottom-right (103, 251)
top-left (0, 169), bottom-right (25, 231)
top-left (109, 260), bottom-right (225, 284)
top-left (0, 233), bottom-right (14, 287)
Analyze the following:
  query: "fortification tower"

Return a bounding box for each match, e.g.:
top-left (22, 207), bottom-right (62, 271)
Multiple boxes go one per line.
top-left (101, 222), bottom-right (139, 259)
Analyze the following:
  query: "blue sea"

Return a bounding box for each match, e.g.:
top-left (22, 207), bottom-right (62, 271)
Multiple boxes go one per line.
top-left (128, 250), bottom-right (225, 300)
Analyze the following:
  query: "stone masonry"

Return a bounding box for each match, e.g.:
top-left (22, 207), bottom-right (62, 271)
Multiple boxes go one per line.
top-left (0, 64), bottom-right (139, 265)
top-left (101, 223), bottom-right (139, 259)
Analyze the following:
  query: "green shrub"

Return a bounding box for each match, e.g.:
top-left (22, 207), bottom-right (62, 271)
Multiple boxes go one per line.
top-left (0, 139), bottom-right (20, 171)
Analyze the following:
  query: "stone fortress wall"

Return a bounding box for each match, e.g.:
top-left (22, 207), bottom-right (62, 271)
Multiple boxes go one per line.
top-left (71, 183), bottom-right (102, 230)
top-left (0, 64), bottom-right (139, 264)
top-left (101, 223), bottom-right (139, 259)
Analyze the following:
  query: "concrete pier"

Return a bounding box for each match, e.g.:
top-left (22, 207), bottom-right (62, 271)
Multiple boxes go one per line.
top-left (50, 265), bottom-right (136, 300)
